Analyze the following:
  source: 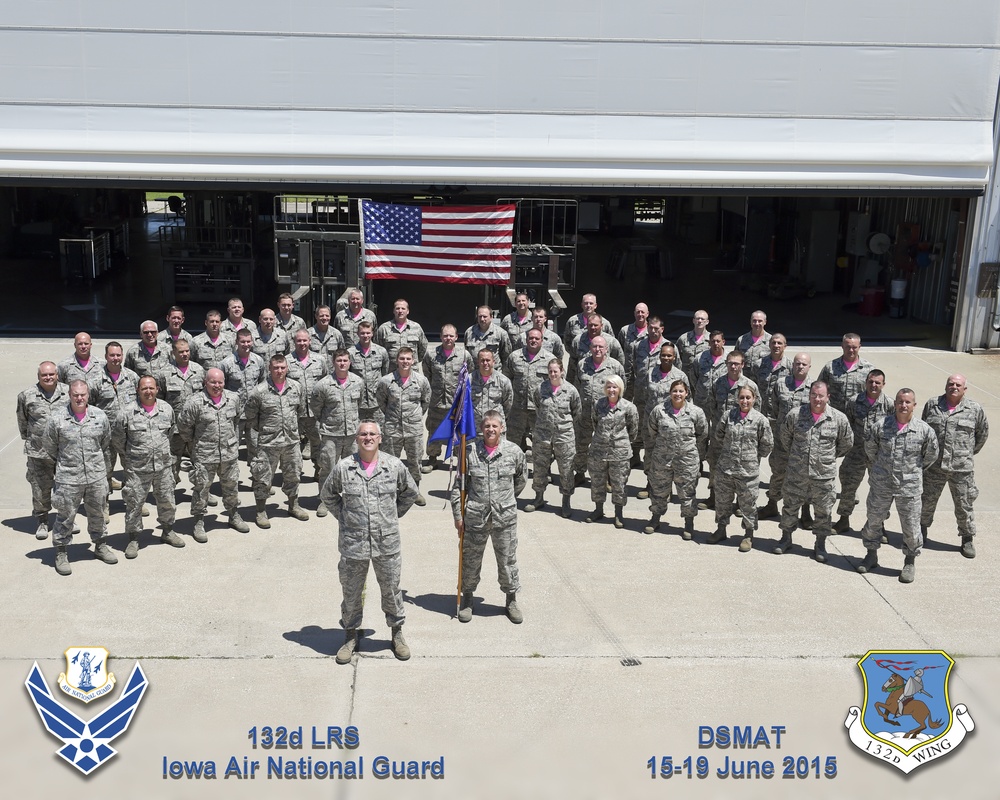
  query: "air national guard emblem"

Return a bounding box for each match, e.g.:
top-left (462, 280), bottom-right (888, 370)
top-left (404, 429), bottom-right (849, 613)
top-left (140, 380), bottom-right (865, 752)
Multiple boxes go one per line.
top-left (844, 650), bottom-right (974, 773)
top-left (25, 649), bottom-right (148, 775)
top-left (58, 647), bottom-right (115, 702)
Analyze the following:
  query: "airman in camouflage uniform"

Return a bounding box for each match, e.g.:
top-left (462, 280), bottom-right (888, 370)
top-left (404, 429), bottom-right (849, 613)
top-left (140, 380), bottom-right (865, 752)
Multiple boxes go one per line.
top-left (675, 310), bottom-right (710, 386)
top-left (157, 305), bottom-right (195, 350)
top-left (125, 320), bottom-right (171, 379)
top-left (349, 321), bottom-right (391, 423)
top-left (920, 374), bottom-right (990, 559)
top-left (246, 355), bottom-right (309, 527)
top-left (220, 296), bottom-right (258, 339)
top-left (89, 342), bottom-right (139, 492)
top-left (376, 348), bottom-right (432, 503)
top-left (503, 327), bottom-right (554, 450)
top-left (526, 359), bottom-right (581, 518)
top-left (645, 380), bottom-right (708, 538)
top-left (453, 411), bottom-right (527, 624)
top-left (311, 350), bottom-right (365, 516)
top-left (177, 368), bottom-right (250, 541)
top-left (571, 338), bottom-right (625, 482)
top-left (617, 302), bottom-right (649, 356)
top-left (276, 292), bottom-right (307, 337)
top-left (586, 376), bottom-right (639, 528)
top-left (702, 351), bottom-right (758, 510)
top-left (114, 376), bottom-right (182, 556)
top-left (629, 316), bottom-right (669, 438)
top-left (775, 382), bottom-right (853, 562)
top-left (834, 369), bottom-right (892, 531)
top-left (759, 353), bottom-right (812, 520)
top-left (57, 332), bottom-right (104, 386)
top-left (157, 339), bottom-right (205, 481)
top-left (322, 422), bottom-right (419, 663)
top-left (817, 333), bottom-right (874, 413)
top-left (43, 381), bottom-right (115, 575)
top-left (310, 305), bottom-right (347, 359)
top-left (192, 310), bottom-right (235, 370)
top-left (422, 325), bottom-right (474, 471)
top-left (220, 329), bottom-right (267, 465)
top-left (563, 293), bottom-right (614, 349)
top-left (735, 310), bottom-right (771, 384)
top-left (755, 333), bottom-right (792, 419)
top-left (16, 361), bottom-right (69, 539)
top-left (469, 349), bottom-right (514, 432)
top-left (465, 305), bottom-right (511, 364)
top-left (568, 314), bottom-right (626, 384)
top-left (500, 291), bottom-right (534, 348)
top-left (334, 290), bottom-right (378, 347)
top-left (513, 308), bottom-right (565, 361)
top-left (692, 331), bottom-right (728, 413)
top-left (376, 299), bottom-right (429, 373)
top-left (858, 389), bottom-right (940, 583)
top-left (252, 309), bottom-right (291, 362)
top-left (286, 329), bottom-right (329, 471)
top-left (707, 386), bottom-right (773, 550)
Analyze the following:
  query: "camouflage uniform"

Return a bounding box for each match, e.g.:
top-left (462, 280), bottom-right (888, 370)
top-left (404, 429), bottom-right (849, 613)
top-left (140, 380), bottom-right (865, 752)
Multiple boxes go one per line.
top-left (157, 360), bottom-right (206, 478)
top-left (375, 320), bottom-right (429, 373)
top-left (113, 400), bottom-right (176, 536)
top-left (567, 331), bottom-right (626, 384)
top-left (220, 318), bottom-right (258, 339)
top-left (710, 407), bottom-right (773, 531)
top-left (376, 371), bottom-right (432, 486)
top-left (17, 381), bottom-right (70, 517)
top-left (245, 379), bottom-right (304, 503)
top-left (503, 347), bottom-right (555, 449)
top-left (89, 365), bottom-right (140, 479)
top-left (287, 352), bottom-right (329, 466)
top-left (124, 341), bottom-right (171, 379)
top-left (469, 370), bottom-right (514, 432)
top-left (836, 392), bottom-right (893, 517)
top-left (157, 328), bottom-right (195, 350)
top-left (706, 375), bottom-right (759, 490)
top-left (514, 327), bottom-right (565, 361)
top-left (423, 344), bottom-right (475, 459)
top-left (920, 395), bottom-right (990, 540)
top-left (646, 402), bottom-right (708, 519)
top-left (778, 405), bottom-right (853, 539)
top-left (817, 357), bottom-right (874, 413)
top-left (464, 322), bottom-right (512, 364)
top-left (862, 415), bottom-right (940, 555)
top-left (531, 381), bottom-right (582, 496)
top-left (349, 341), bottom-right (392, 423)
top-left (675, 330), bottom-right (710, 386)
top-left (220, 351), bottom-right (266, 463)
top-left (756, 356), bottom-right (792, 420)
top-left (252, 328), bottom-right (290, 362)
top-left (766, 376), bottom-right (813, 503)
top-left (177, 389), bottom-right (243, 516)
top-left (563, 312), bottom-right (614, 349)
top-left (311, 373), bottom-right (365, 488)
top-left (308, 325), bottom-right (346, 361)
top-left (334, 308), bottom-right (377, 348)
top-left (641, 365), bottom-right (690, 454)
top-left (501, 312), bottom-right (534, 348)
top-left (191, 331), bottom-right (234, 370)
top-left (452, 439), bottom-right (526, 594)
top-left (276, 313), bottom-right (307, 337)
top-left (588, 397), bottom-right (639, 507)
top-left (571, 356), bottom-right (625, 475)
top-left (692, 351), bottom-right (727, 413)
top-left (629, 336), bottom-right (668, 414)
top-left (735, 331), bottom-right (771, 383)
top-left (617, 322), bottom-right (648, 355)
top-left (57, 355), bottom-right (104, 387)
top-left (321, 452), bottom-right (419, 630)
top-left (43, 404), bottom-right (112, 545)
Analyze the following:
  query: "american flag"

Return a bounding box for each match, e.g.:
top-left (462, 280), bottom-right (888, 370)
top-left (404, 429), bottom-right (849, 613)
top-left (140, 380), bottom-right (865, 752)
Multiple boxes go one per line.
top-left (360, 200), bottom-right (515, 285)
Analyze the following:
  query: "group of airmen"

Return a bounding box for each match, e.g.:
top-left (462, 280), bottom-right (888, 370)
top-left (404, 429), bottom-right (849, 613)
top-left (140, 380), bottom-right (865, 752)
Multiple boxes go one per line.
top-left (15, 289), bottom-right (990, 658)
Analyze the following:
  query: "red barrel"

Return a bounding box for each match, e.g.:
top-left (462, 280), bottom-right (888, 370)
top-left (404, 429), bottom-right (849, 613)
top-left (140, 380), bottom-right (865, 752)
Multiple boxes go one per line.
top-left (859, 288), bottom-right (885, 316)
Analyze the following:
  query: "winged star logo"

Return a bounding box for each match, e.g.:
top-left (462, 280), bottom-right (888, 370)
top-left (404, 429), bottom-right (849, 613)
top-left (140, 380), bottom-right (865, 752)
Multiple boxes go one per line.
top-left (25, 659), bottom-right (148, 775)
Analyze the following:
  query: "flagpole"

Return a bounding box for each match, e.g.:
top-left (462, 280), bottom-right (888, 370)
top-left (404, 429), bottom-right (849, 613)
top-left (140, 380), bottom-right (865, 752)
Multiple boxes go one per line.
top-left (457, 432), bottom-right (467, 615)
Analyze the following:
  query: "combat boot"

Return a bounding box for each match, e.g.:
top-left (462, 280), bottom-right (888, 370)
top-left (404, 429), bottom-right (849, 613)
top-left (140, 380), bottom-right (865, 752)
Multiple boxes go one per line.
top-left (421, 456), bottom-right (438, 474)
top-left (458, 592), bottom-right (474, 623)
top-left (799, 504), bottom-right (814, 530)
top-left (54, 545), bottom-right (72, 576)
top-left (899, 554), bottom-right (916, 583)
top-left (256, 500), bottom-right (271, 529)
top-left (613, 505), bottom-right (625, 529)
top-left (391, 626), bottom-right (411, 660)
top-left (814, 535), bottom-right (828, 564)
top-left (757, 499), bottom-right (779, 520)
top-left (643, 514), bottom-right (661, 535)
top-left (206, 492), bottom-right (219, 507)
top-left (682, 517), bottom-right (694, 540)
top-left (192, 516), bottom-right (208, 543)
top-left (35, 513), bottom-right (49, 540)
top-left (585, 503), bottom-right (605, 523)
top-left (525, 493), bottom-right (546, 513)
top-left (161, 525), bottom-right (186, 548)
top-left (124, 532), bottom-right (140, 559)
top-left (961, 536), bottom-right (976, 559)
top-left (110, 477), bottom-right (123, 490)
top-left (637, 483), bottom-right (650, 500)
top-left (698, 491), bottom-right (715, 511)
top-left (287, 497), bottom-right (310, 521)
top-left (738, 533), bottom-right (753, 552)
top-left (229, 511), bottom-right (250, 533)
top-left (335, 630), bottom-right (358, 665)
top-left (773, 531), bottom-right (793, 554)
top-left (316, 502), bottom-right (328, 518)
top-left (857, 549), bottom-right (878, 574)
top-left (413, 493), bottom-right (427, 507)
top-left (834, 514), bottom-right (851, 533)
top-left (505, 593), bottom-right (523, 624)
top-left (93, 539), bottom-right (118, 564)
top-left (707, 524), bottom-right (727, 544)
top-left (560, 496), bottom-right (573, 518)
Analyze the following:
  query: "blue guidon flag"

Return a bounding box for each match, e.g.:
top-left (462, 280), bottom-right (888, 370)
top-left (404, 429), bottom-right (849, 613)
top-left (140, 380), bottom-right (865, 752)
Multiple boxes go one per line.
top-left (360, 200), bottom-right (515, 285)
